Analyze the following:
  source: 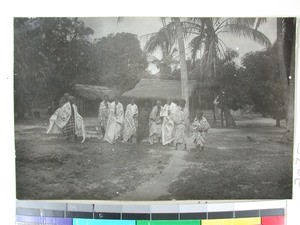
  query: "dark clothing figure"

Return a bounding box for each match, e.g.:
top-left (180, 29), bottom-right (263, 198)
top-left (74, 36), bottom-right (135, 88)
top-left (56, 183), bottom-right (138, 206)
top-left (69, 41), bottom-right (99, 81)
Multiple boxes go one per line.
top-left (137, 105), bottom-right (151, 142)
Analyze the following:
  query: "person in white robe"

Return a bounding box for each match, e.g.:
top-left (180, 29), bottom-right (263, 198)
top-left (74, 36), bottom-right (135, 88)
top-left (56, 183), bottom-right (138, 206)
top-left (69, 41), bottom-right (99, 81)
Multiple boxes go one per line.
top-left (149, 100), bottom-right (163, 144)
top-left (160, 99), bottom-right (178, 146)
top-left (47, 96), bottom-right (86, 143)
top-left (191, 110), bottom-right (210, 151)
top-left (98, 94), bottom-right (110, 137)
top-left (104, 96), bottom-right (124, 144)
top-left (123, 98), bottom-right (139, 142)
top-left (174, 99), bottom-right (189, 150)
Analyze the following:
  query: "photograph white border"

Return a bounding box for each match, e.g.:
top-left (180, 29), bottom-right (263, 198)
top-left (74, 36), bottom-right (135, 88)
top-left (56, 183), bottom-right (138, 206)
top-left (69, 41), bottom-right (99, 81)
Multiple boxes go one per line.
top-left (1, 0), bottom-right (300, 224)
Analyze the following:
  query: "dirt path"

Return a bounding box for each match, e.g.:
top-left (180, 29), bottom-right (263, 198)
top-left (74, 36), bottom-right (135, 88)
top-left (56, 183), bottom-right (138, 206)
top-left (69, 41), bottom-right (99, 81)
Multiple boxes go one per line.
top-left (114, 148), bottom-right (194, 200)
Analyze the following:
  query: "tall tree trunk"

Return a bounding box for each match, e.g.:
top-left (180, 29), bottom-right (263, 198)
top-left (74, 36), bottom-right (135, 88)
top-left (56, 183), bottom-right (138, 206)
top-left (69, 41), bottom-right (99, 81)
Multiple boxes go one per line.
top-left (286, 35), bottom-right (295, 133)
top-left (212, 58), bottom-right (217, 124)
top-left (276, 18), bottom-right (289, 118)
top-left (280, 35), bottom-right (295, 143)
top-left (277, 18), bottom-right (295, 143)
top-left (175, 18), bottom-right (189, 110)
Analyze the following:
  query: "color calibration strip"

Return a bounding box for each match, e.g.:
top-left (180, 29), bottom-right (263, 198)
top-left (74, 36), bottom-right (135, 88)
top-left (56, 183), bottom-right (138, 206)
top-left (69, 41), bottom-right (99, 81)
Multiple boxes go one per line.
top-left (15, 216), bottom-right (285, 225)
top-left (15, 200), bottom-right (286, 225)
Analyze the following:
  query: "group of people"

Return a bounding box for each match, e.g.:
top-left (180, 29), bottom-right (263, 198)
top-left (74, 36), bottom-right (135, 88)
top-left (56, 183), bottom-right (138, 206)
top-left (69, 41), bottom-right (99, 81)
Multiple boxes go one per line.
top-left (46, 93), bottom-right (210, 151)
top-left (98, 95), bottom-right (138, 144)
top-left (98, 96), bottom-right (211, 151)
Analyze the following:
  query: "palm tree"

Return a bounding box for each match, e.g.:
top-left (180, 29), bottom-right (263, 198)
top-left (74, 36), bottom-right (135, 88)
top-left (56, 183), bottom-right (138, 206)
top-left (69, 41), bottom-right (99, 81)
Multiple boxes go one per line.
top-left (118, 17), bottom-right (190, 109)
top-left (276, 18), bottom-right (296, 142)
top-left (186, 18), bottom-right (272, 127)
top-left (143, 25), bottom-right (179, 79)
top-left (142, 17), bottom-right (190, 109)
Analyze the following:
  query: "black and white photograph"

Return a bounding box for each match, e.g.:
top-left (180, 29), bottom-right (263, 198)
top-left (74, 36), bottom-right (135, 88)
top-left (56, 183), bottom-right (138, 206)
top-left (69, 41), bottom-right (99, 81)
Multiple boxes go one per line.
top-left (14, 17), bottom-right (296, 200)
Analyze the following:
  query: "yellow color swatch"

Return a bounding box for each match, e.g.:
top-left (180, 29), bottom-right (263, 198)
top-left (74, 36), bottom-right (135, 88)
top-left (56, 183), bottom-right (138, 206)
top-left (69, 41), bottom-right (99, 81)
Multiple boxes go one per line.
top-left (201, 217), bottom-right (261, 225)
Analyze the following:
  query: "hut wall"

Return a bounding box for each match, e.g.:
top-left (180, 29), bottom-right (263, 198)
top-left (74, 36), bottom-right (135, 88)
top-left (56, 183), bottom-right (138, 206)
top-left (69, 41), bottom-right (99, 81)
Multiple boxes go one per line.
top-left (76, 96), bottom-right (101, 117)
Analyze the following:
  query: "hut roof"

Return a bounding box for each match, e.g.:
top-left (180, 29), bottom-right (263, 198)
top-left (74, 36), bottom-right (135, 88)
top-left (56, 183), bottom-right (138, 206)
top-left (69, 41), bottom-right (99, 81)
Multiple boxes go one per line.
top-left (122, 78), bottom-right (197, 100)
top-left (74, 84), bottom-right (115, 100)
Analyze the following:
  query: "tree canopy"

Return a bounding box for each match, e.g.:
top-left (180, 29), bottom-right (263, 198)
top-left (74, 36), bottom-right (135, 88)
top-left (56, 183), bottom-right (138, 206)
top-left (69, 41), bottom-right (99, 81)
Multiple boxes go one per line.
top-left (14, 18), bottom-right (148, 119)
top-left (92, 33), bottom-right (148, 93)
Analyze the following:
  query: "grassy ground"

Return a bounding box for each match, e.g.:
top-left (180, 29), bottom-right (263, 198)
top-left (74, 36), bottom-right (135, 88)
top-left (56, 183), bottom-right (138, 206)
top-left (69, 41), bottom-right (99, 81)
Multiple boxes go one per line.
top-left (15, 114), bottom-right (293, 200)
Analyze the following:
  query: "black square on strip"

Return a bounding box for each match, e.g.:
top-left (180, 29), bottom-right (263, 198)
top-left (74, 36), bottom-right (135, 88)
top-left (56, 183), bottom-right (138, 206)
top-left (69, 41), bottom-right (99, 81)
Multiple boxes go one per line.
top-left (208, 211), bottom-right (233, 219)
top-left (151, 213), bottom-right (179, 220)
top-left (95, 212), bottom-right (121, 220)
top-left (16, 208), bottom-right (40, 216)
top-left (180, 213), bottom-right (207, 220)
top-left (260, 208), bottom-right (285, 216)
top-left (122, 213), bottom-right (150, 220)
top-left (234, 210), bottom-right (260, 218)
top-left (66, 211), bottom-right (93, 218)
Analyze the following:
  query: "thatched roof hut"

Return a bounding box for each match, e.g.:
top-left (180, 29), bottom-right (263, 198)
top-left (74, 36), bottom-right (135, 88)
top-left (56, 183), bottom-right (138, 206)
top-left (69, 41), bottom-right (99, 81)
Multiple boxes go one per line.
top-left (122, 78), bottom-right (197, 101)
top-left (74, 84), bottom-right (115, 101)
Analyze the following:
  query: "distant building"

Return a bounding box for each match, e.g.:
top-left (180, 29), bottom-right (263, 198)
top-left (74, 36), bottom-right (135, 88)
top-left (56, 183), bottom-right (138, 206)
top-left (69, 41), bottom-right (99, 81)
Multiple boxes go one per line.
top-left (74, 84), bottom-right (114, 117)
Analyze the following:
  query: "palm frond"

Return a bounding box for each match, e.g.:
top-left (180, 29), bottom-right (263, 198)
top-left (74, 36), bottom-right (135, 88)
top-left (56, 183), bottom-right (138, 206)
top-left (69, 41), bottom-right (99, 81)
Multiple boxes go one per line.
top-left (144, 20), bottom-right (178, 52)
top-left (224, 23), bottom-right (271, 47)
top-left (254, 18), bottom-right (267, 29)
top-left (189, 34), bottom-right (205, 61)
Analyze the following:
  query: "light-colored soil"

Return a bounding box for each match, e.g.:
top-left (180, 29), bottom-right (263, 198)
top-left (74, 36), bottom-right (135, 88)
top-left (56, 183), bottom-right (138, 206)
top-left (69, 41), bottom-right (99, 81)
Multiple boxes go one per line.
top-left (15, 114), bottom-right (293, 200)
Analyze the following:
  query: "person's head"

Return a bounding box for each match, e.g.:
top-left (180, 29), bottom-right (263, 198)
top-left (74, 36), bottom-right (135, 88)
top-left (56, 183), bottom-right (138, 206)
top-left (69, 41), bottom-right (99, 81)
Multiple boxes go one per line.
top-left (68, 96), bottom-right (76, 104)
top-left (180, 99), bottom-right (186, 108)
top-left (114, 96), bottom-right (120, 104)
top-left (144, 101), bottom-right (150, 109)
top-left (156, 100), bottom-right (162, 107)
top-left (103, 94), bottom-right (108, 101)
top-left (167, 98), bottom-right (172, 105)
top-left (196, 110), bottom-right (204, 120)
top-left (64, 93), bottom-right (70, 99)
top-left (130, 98), bottom-right (135, 105)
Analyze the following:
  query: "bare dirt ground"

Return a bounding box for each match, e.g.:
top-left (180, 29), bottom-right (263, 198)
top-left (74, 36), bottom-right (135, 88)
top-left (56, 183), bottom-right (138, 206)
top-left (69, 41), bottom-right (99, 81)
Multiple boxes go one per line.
top-left (15, 114), bottom-right (293, 200)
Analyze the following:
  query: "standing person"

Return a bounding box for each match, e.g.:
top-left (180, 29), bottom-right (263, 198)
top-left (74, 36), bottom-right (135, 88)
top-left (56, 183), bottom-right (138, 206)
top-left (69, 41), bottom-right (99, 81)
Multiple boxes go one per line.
top-left (59, 93), bottom-right (70, 108)
top-left (149, 100), bottom-right (163, 144)
top-left (104, 96), bottom-right (124, 144)
top-left (160, 99), bottom-right (178, 146)
top-left (98, 94), bottom-right (110, 137)
top-left (174, 99), bottom-right (189, 150)
top-left (47, 96), bottom-right (86, 143)
top-left (123, 98), bottom-right (139, 143)
top-left (137, 101), bottom-right (151, 143)
top-left (191, 110), bottom-right (210, 152)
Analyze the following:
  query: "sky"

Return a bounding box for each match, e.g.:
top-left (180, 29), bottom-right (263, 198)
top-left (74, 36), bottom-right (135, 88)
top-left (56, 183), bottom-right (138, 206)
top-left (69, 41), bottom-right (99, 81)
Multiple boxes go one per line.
top-left (81, 17), bottom-right (277, 73)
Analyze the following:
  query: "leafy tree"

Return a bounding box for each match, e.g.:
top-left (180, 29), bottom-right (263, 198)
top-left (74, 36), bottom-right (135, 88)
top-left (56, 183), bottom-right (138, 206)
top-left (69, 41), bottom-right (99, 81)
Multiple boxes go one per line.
top-left (92, 33), bottom-right (148, 93)
top-left (14, 17), bottom-right (94, 119)
top-left (241, 48), bottom-right (285, 126)
top-left (187, 18), bottom-right (271, 126)
top-left (213, 49), bottom-right (249, 127)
